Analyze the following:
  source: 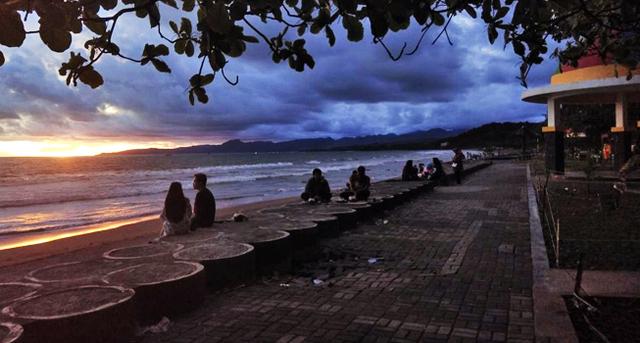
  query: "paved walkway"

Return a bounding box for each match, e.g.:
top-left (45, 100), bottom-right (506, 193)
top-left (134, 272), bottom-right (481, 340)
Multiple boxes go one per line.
top-left (142, 162), bottom-right (535, 343)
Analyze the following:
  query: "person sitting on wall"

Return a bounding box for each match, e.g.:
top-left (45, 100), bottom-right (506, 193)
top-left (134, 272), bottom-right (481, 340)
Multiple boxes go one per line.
top-left (421, 162), bottom-right (435, 179)
top-left (301, 168), bottom-right (332, 203)
top-left (401, 160), bottom-right (419, 181)
top-left (340, 166), bottom-right (371, 201)
top-left (417, 163), bottom-right (426, 178)
top-left (190, 173), bottom-right (216, 230)
top-left (430, 158), bottom-right (448, 185)
top-left (160, 182), bottom-right (192, 237)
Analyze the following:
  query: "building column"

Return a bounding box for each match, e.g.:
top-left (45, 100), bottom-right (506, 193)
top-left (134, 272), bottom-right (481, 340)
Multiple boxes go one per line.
top-left (611, 93), bottom-right (634, 169)
top-left (543, 97), bottom-right (564, 173)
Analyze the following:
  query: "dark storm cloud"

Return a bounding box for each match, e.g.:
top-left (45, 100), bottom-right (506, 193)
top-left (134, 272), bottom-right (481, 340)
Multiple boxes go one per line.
top-left (0, 12), bottom-right (550, 142)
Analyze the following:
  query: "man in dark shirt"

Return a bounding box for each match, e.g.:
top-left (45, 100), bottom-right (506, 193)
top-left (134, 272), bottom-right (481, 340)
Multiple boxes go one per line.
top-left (190, 173), bottom-right (216, 230)
top-left (301, 168), bottom-right (332, 203)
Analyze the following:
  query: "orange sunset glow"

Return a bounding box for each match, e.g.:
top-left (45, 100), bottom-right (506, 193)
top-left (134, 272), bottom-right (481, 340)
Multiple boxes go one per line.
top-left (0, 139), bottom-right (183, 157)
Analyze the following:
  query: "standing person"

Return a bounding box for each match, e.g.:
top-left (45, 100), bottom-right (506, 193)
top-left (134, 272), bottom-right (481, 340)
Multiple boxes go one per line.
top-left (602, 138), bottom-right (612, 161)
top-left (340, 166), bottom-right (371, 201)
top-left (190, 173), bottom-right (216, 230)
top-left (452, 148), bottom-right (465, 185)
top-left (160, 182), bottom-right (192, 237)
top-left (402, 160), bottom-right (419, 181)
top-left (301, 168), bottom-right (332, 203)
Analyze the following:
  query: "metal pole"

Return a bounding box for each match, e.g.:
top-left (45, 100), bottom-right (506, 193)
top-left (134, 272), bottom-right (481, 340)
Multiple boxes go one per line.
top-left (574, 252), bottom-right (585, 295)
top-left (555, 218), bottom-right (560, 266)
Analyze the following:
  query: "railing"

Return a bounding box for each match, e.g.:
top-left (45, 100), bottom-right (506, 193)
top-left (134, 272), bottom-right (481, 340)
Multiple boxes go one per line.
top-left (540, 185), bottom-right (561, 266)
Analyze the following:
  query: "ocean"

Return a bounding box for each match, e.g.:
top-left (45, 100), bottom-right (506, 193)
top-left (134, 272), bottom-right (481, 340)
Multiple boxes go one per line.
top-left (0, 150), bottom-right (456, 237)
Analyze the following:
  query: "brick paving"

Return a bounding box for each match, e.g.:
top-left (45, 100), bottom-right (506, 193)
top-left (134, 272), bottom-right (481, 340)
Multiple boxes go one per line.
top-left (141, 162), bottom-right (534, 343)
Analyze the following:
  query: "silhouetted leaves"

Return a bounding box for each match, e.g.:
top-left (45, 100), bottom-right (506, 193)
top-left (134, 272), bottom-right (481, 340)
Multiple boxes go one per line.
top-left (84, 10), bottom-right (107, 35)
top-left (142, 44), bottom-right (171, 73)
top-left (0, 0), bottom-right (638, 105)
top-left (343, 15), bottom-right (363, 42)
top-left (0, 9), bottom-right (26, 47)
top-left (0, 51), bottom-right (4, 67)
top-left (78, 66), bottom-right (104, 88)
top-left (102, 0), bottom-right (118, 11)
top-left (39, 26), bottom-right (72, 52)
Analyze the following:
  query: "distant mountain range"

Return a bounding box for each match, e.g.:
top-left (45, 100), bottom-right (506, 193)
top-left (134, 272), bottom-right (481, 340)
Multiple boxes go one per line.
top-left (106, 128), bottom-right (463, 155)
top-left (362, 122), bottom-right (544, 151)
top-left (106, 122), bottom-right (544, 155)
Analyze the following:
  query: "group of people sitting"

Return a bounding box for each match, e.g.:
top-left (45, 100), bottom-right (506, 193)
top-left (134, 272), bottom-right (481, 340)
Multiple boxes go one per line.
top-left (300, 166), bottom-right (371, 203)
top-left (401, 148), bottom-right (466, 184)
top-left (160, 152), bottom-right (468, 237)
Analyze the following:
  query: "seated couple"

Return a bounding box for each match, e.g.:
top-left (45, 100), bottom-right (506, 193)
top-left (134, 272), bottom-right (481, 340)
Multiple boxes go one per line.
top-left (300, 166), bottom-right (371, 203)
top-left (160, 173), bottom-right (216, 237)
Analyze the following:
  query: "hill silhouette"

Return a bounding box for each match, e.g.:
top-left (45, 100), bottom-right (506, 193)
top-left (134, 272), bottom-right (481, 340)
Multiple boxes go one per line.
top-left (106, 128), bottom-right (461, 155)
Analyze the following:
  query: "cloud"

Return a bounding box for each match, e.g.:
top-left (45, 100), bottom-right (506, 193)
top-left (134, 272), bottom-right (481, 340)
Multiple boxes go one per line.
top-left (0, 11), bottom-right (550, 144)
top-left (0, 112), bottom-right (19, 120)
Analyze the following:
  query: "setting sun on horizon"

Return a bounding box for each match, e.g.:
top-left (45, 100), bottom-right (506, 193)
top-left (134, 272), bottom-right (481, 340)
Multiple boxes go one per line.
top-left (0, 139), bottom-right (185, 158)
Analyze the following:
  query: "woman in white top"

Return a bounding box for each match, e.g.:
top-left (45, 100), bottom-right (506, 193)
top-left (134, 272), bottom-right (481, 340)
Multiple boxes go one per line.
top-left (160, 182), bottom-right (192, 237)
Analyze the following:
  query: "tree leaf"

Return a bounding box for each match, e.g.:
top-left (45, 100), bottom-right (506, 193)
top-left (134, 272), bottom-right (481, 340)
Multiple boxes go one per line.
top-left (147, 4), bottom-right (161, 28)
top-left (183, 0), bottom-right (195, 12)
top-left (151, 58), bottom-right (171, 73)
top-left (39, 25), bottom-right (72, 52)
top-left (154, 44), bottom-right (170, 56)
top-left (242, 35), bottom-right (259, 43)
top-left (84, 20), bottom-right (107, 35)
top-left (0, 9), bottom-right (26, 47)
top-left (431, 12), bottom-right (445, 26)
top-left (513, 40), bottom-right (525, 56)
top-left (325, 26), bottom-right (335, 46)
top-left (194, 87), bottom-right (209, 103)
top-left (169, 20), bottom-right (179, 34)
top-left (185, 41), bottom-right (195, 57)
top-left (201, 74), bottom-right (215, 86)
top-left (370, 14), bottom-right (388, 37)
top-left (78, 67), bottom-right (104, 89)
top-left (161, 0), bottom-right (178, 9)
top-left (0, 51), bottom-right (4, 67)
top-left (343, 16), bottom-right (363, 42)
top-left (102, 0), bottom-right (118, 10)
top-left (174, 39), bottom-right (187, 54)
top-left (230, 0), bottom-right (247, 20)
top-left (181, 18), bottom-right (192, 35)
top-left (206, 1), bottom-right (233, 34)
top-left (487, 23), bottom-right (498, 44)
top-left (464, 5), bottom-right (477, 18)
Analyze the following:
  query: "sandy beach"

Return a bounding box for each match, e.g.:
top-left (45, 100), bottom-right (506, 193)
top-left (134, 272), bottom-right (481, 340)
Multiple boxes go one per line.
top-left (0, 196), bottom-right (299, 269)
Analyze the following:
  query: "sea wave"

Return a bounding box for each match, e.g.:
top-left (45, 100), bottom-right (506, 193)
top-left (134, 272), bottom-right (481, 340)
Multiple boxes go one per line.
top-left (0, 161), bottom-right (296, 186)
top-left (0, 169), bottom-right (310, 209)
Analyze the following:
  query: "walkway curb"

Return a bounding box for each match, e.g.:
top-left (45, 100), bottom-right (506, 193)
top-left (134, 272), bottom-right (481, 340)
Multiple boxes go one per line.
top-left (526, 165), bottom-right (579, 343)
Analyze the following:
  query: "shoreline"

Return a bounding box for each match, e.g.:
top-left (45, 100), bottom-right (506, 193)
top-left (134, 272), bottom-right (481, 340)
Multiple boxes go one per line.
top-left (0, 156), bottom-right (472, 268)
top-left (0, 196), bottom-right (299, 268)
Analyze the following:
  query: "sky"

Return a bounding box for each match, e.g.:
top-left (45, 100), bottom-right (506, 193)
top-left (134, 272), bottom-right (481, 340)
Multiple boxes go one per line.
top-left (0, 7), bottom-right (555, 157)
